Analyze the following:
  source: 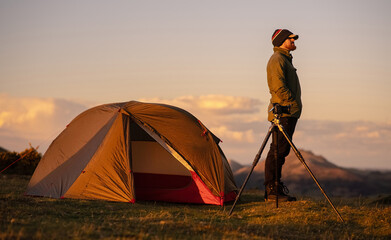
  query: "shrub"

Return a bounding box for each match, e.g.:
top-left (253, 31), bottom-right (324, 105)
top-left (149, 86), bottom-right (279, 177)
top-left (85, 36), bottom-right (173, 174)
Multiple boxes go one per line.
top-left (0, 147), bottom-right (41, 175)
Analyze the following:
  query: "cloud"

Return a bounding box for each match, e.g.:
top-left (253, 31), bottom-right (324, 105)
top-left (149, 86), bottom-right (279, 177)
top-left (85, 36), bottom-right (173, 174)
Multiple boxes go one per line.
top-left (211, 126), bottom-right (256, 143)
top-left (0, 94), bottom-right (87, 151)
top-left (1, 94), bottom-right (390, 170)
top-left (293, 120), bottom-right (391, 169)
top-left (0, 95), bottom-right (54, 129)
top-left (196, 95), bottom-right (262, 114)
top-left (139, 95), bottom-right (263, 115)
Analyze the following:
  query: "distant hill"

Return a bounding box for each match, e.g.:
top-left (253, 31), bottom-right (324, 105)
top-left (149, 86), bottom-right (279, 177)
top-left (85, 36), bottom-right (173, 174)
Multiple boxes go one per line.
top-left (0, 146), bottom-right (8, 153)
top-left (229, 150), bottom-right (391, 197)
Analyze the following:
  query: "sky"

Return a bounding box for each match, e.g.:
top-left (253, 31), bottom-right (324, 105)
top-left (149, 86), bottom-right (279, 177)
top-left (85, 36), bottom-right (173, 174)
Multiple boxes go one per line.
top-left (1, 0), bottom-right (391, 170)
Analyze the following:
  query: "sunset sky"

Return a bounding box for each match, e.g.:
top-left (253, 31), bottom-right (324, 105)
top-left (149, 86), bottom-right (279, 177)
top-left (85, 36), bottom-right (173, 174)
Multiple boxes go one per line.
top-left (1, 0), bottom-right (391, 170)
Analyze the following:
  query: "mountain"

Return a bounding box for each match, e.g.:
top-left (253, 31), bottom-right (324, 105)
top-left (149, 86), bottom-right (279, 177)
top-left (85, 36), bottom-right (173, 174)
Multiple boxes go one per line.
top-left (229, 150), bottom-right (391, 197)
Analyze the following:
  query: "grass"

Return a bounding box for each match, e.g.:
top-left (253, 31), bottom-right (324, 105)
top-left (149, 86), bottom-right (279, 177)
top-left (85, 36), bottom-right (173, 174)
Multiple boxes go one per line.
top-left (1, 175), bottom-right (390, 239)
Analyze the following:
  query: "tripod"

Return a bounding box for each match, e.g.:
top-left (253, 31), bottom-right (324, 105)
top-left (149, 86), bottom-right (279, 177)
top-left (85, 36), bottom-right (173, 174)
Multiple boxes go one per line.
top-left (228, 104), bottom-right (344, 222)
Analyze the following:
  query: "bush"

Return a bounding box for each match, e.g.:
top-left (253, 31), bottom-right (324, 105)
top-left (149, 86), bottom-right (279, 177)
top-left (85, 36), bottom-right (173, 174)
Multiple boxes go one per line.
top-left (0, 147), bottom-right (41, 175)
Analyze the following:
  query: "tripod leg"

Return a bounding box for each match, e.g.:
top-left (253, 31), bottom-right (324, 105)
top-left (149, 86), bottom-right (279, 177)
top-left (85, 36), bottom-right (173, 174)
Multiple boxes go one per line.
top-left (275, 123), bottom-right (345, 222)
top-left (228, 124), bottom-right (274, 216)
top-left (273, 126), bottom-right (279, 208)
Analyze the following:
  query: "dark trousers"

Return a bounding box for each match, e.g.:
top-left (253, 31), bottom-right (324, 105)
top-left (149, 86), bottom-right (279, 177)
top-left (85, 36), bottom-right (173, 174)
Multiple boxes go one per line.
top-left (264, 117), bottom-right (298, 186)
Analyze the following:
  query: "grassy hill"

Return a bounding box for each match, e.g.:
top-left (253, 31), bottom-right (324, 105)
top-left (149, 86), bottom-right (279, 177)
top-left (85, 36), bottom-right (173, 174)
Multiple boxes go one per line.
top-left (1, 175), bottom-right (390, 239)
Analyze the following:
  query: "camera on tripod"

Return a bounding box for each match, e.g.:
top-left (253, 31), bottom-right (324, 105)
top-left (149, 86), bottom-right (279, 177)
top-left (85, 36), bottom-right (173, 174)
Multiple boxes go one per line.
top-left (271, 103), bottom-right (291, 115)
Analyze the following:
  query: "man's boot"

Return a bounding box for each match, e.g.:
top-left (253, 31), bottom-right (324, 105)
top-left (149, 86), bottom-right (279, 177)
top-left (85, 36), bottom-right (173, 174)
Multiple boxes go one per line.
top-left (265, 182), bottom-right (296, 202)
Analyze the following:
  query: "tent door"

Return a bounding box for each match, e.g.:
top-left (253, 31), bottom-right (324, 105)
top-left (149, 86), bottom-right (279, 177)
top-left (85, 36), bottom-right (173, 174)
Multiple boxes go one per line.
top-left (128, 118), bottom-right (223, 205)
top-left (128, 121), bottom-right (192, 195)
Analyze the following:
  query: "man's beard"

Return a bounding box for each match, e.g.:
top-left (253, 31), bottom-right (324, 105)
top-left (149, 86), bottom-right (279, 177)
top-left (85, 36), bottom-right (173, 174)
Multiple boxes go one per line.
top-left (289, 44), bottom-right (297, 51)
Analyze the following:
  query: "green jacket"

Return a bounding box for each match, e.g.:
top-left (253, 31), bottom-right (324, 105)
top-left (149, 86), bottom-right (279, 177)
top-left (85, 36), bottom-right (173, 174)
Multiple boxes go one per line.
top-left (267, 47), bottom-right (302, 121)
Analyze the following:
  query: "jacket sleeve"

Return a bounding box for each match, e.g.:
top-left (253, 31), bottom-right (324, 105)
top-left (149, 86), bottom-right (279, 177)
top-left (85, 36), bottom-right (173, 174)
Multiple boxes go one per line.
top-left (267, 56), bottom-right (294, 103)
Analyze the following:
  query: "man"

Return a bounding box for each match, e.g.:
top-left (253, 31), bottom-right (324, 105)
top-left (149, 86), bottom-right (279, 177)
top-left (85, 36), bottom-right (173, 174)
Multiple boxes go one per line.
top-left (264, 29), bottom-right (302, 202)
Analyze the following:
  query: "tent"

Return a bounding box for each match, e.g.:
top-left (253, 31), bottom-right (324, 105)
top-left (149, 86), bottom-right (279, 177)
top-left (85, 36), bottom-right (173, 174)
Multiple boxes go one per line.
top-left (26, 101), bottom-right (237, 205)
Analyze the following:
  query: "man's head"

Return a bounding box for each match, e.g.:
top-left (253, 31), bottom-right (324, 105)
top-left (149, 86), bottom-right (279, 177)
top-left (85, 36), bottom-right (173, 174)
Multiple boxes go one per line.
top-left (272, 29), bottom-right (299, 51)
